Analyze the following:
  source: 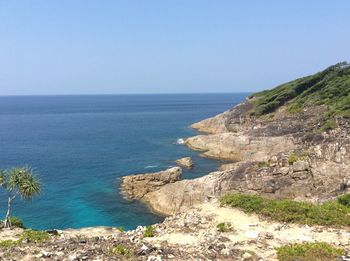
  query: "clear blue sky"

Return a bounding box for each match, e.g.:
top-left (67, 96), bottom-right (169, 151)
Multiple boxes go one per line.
top-left (0, 0), bottom-right (349, 95)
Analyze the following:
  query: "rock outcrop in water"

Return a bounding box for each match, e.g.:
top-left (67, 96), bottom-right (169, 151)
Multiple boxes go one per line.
top-left (145, 107), bottom-right (350, 214)
top-left (121, 167), bottom-right (182, 201)
top-left (175, 157), bottom-right (193, 169)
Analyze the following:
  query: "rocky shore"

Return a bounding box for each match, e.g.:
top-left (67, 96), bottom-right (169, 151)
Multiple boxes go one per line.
top-left (120, 98), bottom-right (350, 216)
top-left (117, 64), bottom-right (350, 259)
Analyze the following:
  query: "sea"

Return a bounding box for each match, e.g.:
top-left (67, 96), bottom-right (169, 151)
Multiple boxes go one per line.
top-left (0, 93), bottom-right (247, 230)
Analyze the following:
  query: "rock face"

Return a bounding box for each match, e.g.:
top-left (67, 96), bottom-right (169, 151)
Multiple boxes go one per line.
top-left (175, 157), bottom-right (194, 168)
top-left (134, 98), bottom-right (350, 215)
top-left (121, 167), bottom-right (182, 200)
top-left (185, 133), bottom-right (296, 161)
top-left (191, 111), bottom-right (229, 134)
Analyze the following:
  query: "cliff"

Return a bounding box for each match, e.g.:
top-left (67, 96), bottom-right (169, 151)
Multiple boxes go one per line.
top-left (122, 62), bottom-right (350, 215)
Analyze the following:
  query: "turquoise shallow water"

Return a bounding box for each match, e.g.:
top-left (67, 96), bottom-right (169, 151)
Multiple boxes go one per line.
top-left (0, 94), bottom-right (247, 230)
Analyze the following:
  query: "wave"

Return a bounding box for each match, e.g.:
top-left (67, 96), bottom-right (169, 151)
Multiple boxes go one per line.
top-left (145, 165), bottom-right (158, 169)
top-left (176, 138), bottom-right (185, 144)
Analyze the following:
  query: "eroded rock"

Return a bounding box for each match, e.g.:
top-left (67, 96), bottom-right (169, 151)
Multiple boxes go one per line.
top-left (175, 157), bottom-right (194, 169)
top-left (121, 167), bottom-right (182, 200)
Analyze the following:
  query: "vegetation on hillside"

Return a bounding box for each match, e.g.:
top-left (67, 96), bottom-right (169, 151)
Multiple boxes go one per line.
top-left (276, 242), bottom-right (345, 261)
top-left (8, 217), bottom-right (25, 228)
top-left (143, 225), bottom-right (155, 237)
top-left (216, 222), bottom-right (235, 233)
top-left (0, 230), bottom-right (51, 248)
top-left (220, 193), bottom-right (350, 227)
top-left (337, 193), bottom-right (350, 207)
top-left (250, 62), bottom-right (350, 118)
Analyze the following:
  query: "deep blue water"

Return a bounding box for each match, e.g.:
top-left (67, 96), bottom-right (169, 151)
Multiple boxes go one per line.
top-left (0, 94), bottom-right (246, 230)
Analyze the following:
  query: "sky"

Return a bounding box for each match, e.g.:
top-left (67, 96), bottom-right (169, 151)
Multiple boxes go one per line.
top-left (0, 1), bottom-right (349, 95)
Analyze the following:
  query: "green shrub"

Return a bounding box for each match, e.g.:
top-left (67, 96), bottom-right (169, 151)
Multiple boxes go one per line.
top-left (288, 154), bottom-right (299, 165)
top-left (143, 225), bottom-right (154, 237)
top-left (250, 62), bottom-right (350, 125)
top-left (10, 217), bottom-right (25, 228)
top-left (216, 222), bottom-right (234, 232)
top-left (116, 226), bottom-right (125, 232)
top-left (19, 230), bottom-right (50, 243)
top-left (287, 102), bottom-right (303, 114)
top-left (220, 194), bottom-right (350, 227)
top-left (337, 193), bottom-right (350, 207)
top-left (276, 242), bottom-right (345, 261)
top-left (0, 239), bottom-right (19, 248)
top-left (0, 230), bottom-right (50, 248)
top-left (321, 119), bottom-right (337, 131)
top-left (110, 244), bottom-right (133, 258)
top-left (288, 152), bottom-right (308, 165)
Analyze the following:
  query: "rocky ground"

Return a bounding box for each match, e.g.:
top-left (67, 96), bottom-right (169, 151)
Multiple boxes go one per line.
top-left (1, 200), bottom-right (349, 261)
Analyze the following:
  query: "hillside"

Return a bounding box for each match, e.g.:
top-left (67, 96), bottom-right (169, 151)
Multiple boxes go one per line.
top-left (138, 62), bottom-right (350, 218)
top-left (251, 62), bottom-right (350, 119)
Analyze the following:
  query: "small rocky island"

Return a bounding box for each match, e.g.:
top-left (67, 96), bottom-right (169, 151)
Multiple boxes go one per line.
top-left (1, 62), bottom-right (350, 260)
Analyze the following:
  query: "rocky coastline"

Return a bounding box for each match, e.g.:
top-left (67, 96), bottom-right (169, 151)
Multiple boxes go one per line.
top-left (2, 63), bottom-right (350, 260)
top-left (121, 97), bottom-right (350, 216)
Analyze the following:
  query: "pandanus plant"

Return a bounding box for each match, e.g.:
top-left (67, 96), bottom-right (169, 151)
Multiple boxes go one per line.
top-left (0, 167), bottom-right (41, 228)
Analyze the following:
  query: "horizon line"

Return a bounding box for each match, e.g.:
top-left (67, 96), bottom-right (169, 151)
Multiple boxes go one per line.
top-left (0, 91), bottom-right (254, 97)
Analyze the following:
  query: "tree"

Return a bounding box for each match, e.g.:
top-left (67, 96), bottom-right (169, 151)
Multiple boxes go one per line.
top-left (0, 167), bottom-right (41, 228)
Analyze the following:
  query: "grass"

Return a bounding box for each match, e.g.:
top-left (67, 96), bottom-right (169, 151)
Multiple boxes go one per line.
top-left (276, 242), bottom-right (345, 261)
top-left (288, 152), bottom-right (308, 165)
top-left (9, 217), bottom-right (25, 228)
top-left (288, 154), bottom-right (299, 165)
top-left (143, 225), bottom-right (154, 237)
top-left (0, 239), bottom-right (20, 248)
top-left (19, 230), bottom-right (50, 243)
top-left (220, 193), bottom-right (350, 227)
top-left (110, 244), bottom-right (134, 259)
top-left (0, 230), bottom-right (51, 248)
top-left (321, 119), bottom-right (337, 131)
top-left (116, 226), bottom-right (125, 232)
top-left (338, 193), bottom-right (350, 207)
top-left (250, 62), bottom-right (350, 121)
top-left (216, 222), bottom-right (235, 233)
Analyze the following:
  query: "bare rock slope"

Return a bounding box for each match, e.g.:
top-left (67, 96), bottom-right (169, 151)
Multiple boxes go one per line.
top-left (122, 63), bottom-right (350, 215)
top-left (121, 99), bottom-right (350, 215)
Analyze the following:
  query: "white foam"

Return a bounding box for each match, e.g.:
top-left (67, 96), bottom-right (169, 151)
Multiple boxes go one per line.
top-left (177, 138), bottom-right (185, 144)
top-left (145, 165), bottom-right (158, 169)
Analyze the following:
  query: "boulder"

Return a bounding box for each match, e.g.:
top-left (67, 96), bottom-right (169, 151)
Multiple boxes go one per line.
top-left (292, 161), bottom-right (309, 172)
top-left (175, 157), bottom-right (194, 169)
top-left (121, 167), bottom-right (182, 200)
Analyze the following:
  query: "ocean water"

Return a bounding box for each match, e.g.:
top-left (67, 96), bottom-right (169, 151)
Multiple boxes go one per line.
top-left (0, 94), bottom-right (247, 230)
